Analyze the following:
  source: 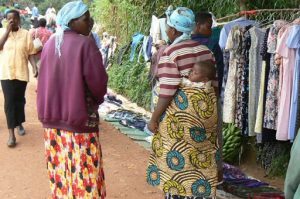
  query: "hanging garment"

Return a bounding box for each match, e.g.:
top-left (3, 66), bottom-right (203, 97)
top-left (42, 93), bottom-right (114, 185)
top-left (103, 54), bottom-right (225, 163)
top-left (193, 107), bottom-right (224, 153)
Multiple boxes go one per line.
top-left (150, 15), bottom-right (161, 54)
top-left (159, 18), bottom-right (168, 42)
top-left (220, 50), bottom-right (230, 106)
top-left (146, 36), bottom-right (153, 59)
top-left (129, 32), bottom-right (144, 62)
top-left (219, 17), bottom-right (259, 49)
top-left (143, 36), bottom-right (150, 62)
top-left (223, 26), bottom-right (242, 123)
top-left (235, 27), bottom-right (251, 136)
top-left (287, 25), bottom-right (300, 140)
top-left (255, 28), bottom-right (270, 135)
top-left (258, 29), bottom-right (277, 143)
top-left (248, 27), bottom-right (266, 136)
top-left (276, 25), bottom-right (297, 141)
top-left (137, 36), bottom-right (150, 62)
top-left (263, 20), bottom-right (288, 130)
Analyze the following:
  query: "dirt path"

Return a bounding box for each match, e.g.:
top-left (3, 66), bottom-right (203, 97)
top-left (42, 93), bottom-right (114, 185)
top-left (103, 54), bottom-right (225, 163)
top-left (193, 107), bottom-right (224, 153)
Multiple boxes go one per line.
top-left (0, 81), bottom-right (163, 199)
top-left (0, 79), bottom-right (285, 199)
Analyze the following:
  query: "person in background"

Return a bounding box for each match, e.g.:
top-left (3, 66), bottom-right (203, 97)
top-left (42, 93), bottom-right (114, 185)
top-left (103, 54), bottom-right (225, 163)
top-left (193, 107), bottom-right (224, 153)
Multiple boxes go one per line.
top-left (47, 21), bottom-right (56, 33)
top-left (146, 6), bottom-right (219, 199)
top-left (45, 4), bottom-right (56, 27)
top-left (192, 11), bottom-right (224, 90)
top-left (0, 9), bottom-right (38, 147)
top-left (285, 129), bottom-right (300, 199)
top-left (4, 5), bottom-right (10, 16)
top-left (31, 18), bottom-right (52, 46)
top-left (89, 18), bottom-right (101, 49)
top-left (37, 1), bottom-right (107, 198)
top-left (30, 18), bottom-right (52, 68)
top-left (31, 4), bottom-right (39, 18)
top-left (192, 11), bottom-right (224, 184)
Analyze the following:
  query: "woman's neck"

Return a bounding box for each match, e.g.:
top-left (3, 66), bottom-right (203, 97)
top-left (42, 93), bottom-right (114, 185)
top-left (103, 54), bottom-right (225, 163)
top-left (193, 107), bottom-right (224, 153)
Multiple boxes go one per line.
top-left (12, 27), bottom-right (19, 32)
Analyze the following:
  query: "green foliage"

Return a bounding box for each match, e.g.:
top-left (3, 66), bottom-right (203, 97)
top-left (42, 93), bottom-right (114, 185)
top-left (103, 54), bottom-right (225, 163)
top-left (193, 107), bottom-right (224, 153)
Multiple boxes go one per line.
top-left (268, 143), bottom-right (291, 177)
top-left (107, 54), bottom-right (152, 110)
top-left (91, 0), bottom-right (299, 44)
top-left (256, 141), bottom-right (292, 178)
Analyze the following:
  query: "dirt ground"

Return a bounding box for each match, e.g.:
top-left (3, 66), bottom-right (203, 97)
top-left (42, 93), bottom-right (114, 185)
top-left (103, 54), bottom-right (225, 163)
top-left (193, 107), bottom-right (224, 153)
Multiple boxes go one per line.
top-left (0, 80), bottom-right (163, 199)
top-left (0, 79), bottom-right (284, 199)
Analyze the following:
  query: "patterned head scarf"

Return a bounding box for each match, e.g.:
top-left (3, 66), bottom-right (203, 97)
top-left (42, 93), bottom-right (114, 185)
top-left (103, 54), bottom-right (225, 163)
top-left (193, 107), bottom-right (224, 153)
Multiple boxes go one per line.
top-left (165, 5), bottom-right (195, 45)
top-left (55, 1), bottom-right (88, 56)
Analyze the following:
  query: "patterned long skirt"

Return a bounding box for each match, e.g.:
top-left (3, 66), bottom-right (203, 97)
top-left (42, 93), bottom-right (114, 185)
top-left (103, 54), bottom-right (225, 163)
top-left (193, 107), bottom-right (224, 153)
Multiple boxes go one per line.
top-left (44, 128), bottom-right (106, 199)
top-left (146, 86), bottom-right (219, 198)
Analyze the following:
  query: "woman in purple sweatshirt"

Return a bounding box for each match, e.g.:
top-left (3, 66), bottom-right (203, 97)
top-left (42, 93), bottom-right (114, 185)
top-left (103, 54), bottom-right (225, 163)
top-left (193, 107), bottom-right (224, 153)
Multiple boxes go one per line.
top-left (37, 1), bottom-right (108, 198)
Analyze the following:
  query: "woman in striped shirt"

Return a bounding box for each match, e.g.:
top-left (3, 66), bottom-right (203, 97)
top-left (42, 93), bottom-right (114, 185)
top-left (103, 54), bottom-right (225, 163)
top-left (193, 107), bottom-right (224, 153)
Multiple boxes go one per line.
top-left (146, 6), bottom-right (219, 199)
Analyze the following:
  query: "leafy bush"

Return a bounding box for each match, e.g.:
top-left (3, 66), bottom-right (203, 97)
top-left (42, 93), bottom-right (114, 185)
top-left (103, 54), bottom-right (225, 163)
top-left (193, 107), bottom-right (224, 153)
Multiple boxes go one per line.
top-left (256, 141), bottom-right (292, 177)
top-left (91, 0), bottom-right (299, 44)
top-left (107, 54), bottom-right (152, 110)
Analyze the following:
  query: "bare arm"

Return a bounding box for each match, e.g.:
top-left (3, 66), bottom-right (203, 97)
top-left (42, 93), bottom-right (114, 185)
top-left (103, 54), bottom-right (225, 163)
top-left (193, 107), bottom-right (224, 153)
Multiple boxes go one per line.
top-left (0, 21), bottom-right (12, 50)
top-left (29, 55), bottom-right (38, 77)
top-left (148, 96), bottom-right (173, 133)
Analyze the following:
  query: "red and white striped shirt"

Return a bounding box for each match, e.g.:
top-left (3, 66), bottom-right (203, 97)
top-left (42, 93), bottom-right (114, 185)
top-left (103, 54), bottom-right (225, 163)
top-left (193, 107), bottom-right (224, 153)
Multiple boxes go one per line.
top-left (157, 40), bottom-right (215, 98)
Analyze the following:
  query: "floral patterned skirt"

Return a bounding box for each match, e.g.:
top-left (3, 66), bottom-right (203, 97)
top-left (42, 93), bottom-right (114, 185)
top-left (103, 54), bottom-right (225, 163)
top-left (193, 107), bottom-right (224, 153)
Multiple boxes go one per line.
top-left (44, 128), bottom-right (106, 199)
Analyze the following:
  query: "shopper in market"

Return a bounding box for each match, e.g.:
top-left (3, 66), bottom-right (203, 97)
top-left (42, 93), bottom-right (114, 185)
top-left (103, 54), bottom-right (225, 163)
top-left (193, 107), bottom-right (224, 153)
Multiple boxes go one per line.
top-left (146, 6), bottom-right (219, 199)
top-left (30, 18), bottom-right (52, 69)
top-left (37, 1), bottom-right (107, 198)
top-left (192, 11), bottom-right (224, 90)
top-left (0, 9), bottom-right (38, 147)
top-left (192, 11), bottom-right (224, 183)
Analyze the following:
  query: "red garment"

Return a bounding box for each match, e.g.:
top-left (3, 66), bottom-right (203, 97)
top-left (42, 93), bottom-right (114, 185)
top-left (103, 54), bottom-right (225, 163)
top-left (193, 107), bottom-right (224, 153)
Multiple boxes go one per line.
top-left (32, 27), bottom-right (52, 45)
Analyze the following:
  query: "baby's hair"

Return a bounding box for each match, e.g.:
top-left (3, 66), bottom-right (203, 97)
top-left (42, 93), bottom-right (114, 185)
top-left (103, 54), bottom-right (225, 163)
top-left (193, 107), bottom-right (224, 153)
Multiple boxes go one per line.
top-left (195, 60), bottom-right (216, 80)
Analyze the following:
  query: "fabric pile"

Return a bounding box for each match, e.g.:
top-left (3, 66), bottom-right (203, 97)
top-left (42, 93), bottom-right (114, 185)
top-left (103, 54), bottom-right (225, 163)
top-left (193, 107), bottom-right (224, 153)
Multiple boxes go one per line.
top-left (220, 164), bottom-right (284, 199)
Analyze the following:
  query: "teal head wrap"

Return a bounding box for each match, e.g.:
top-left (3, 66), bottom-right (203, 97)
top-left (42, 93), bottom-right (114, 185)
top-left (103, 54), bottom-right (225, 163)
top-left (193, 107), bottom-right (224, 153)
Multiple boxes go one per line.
top-left (165, 6), bottom-right (195, 45)
top-left (55, 1), bottom-right (88, 56)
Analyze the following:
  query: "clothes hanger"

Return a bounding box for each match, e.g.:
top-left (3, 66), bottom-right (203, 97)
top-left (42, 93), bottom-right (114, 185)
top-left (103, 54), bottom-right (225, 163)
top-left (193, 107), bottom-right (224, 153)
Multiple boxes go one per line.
top-left (259, 12), bottom-right (277, 28)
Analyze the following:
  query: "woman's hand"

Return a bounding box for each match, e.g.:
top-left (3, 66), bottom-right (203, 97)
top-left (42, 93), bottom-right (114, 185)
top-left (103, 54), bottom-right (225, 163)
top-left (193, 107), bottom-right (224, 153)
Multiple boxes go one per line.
top-left (28, 55), bottom-right (38, 78)
top-left (33, 69), bottom-right (38, 78)
top-left (6, 20), bottom-right (13, 33)
top-left (148, 119), bottom-right (159, 134)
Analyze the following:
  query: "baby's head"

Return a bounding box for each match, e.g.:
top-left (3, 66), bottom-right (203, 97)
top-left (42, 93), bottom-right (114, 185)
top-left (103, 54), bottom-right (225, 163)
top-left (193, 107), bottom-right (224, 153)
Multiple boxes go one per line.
top-left (189, 61), bottom-right (216, 83)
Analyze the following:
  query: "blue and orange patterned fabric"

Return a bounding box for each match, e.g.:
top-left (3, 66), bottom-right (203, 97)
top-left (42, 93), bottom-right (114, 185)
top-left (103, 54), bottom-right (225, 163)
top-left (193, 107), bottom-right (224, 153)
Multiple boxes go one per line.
top-left (147, 86), bottom-right (219, 198)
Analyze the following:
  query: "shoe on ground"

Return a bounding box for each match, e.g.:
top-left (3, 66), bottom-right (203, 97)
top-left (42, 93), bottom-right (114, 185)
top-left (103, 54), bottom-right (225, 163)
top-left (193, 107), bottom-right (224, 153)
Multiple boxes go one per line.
top-left (7, 136), bottom-right (16, 148)
top-left (17, 125), bottom-right (26, 136)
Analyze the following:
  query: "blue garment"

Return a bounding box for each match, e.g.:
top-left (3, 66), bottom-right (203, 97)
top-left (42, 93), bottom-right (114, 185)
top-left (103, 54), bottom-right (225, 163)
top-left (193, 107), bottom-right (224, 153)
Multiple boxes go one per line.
top-left (219, 17), bottom-right (259, 49)
top-left (31, 6), bottom-right (39, 17)
top-left (165, 6), bottom-right (195, 45)
top-left (4, 8), bottom-right (10, 15)
top-left (146, 36), bottom-right (153, 59)
top-left (142, 36), bottom-right (150, 62)
top-left (92, 32), bottom-right (102, 49)
top-left (130, 32), bottom-right (144, 62)
top-left (192, 34), bottom-right (224, 90)
top-left (287, 25), bottom-right (300, 140)
top-left (56, 1), bottom-right (88, 31)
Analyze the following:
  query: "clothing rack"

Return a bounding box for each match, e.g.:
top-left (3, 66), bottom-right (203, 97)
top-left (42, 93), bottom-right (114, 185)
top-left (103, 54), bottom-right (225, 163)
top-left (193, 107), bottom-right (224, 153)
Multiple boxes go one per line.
top-left (217, 9), bottom-right (300, 22)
